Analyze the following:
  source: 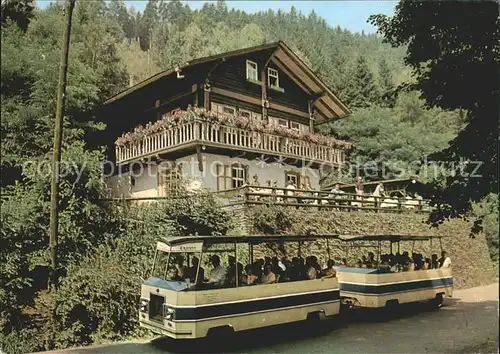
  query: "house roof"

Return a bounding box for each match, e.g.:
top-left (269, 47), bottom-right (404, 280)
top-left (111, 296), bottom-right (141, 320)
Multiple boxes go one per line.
top-left (102, 41), bottom-right (351, 122)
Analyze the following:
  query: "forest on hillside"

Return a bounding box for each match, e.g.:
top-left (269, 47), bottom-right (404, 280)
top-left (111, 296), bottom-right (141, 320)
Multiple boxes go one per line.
top-left (0, 1), bottom-right (498, 353)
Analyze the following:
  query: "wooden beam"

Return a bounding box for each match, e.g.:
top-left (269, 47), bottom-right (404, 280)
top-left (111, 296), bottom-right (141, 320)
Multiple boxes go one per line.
top-left (271, 56), bottom-right (315, 95)
top-left (193, 84), bottom-right (199, 106)
top-left (203, 80), bottom-right (211, 110)
top-left (211, 87), bottom-right (309, 118)
top-left (308, 100), bottom-right (314, 133)
top-left (195, 145), bottom-right (203, 172)
top-left (145, 91), bottom-right (194, 114)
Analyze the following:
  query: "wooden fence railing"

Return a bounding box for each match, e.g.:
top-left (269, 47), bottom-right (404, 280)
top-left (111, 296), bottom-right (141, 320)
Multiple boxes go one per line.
top-left (115, 120), bottom-right (345, 165)
top-left (98, 186), bottom-right (432, 214)
top-left (236, 186), bottom-right (431, 213)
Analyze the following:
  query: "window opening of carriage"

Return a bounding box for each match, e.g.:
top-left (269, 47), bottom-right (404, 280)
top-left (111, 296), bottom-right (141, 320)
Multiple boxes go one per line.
top-left (246, 60), bottom-right (258, 82)
top-left (268, 67), bottom-right (279, 88)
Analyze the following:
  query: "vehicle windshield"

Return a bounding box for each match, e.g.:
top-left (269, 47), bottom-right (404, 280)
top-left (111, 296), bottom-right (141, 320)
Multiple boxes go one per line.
top-left (151, 249), bottom-right (203, 285)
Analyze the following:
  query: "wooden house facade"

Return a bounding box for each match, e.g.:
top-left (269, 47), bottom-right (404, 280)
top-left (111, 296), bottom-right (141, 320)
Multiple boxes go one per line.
top-left (94, 41), bottom-right (352, 198)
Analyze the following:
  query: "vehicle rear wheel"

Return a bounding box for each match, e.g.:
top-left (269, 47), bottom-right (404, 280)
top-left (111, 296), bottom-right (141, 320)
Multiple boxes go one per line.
top-left (384, 299), bottom-right (399, 319)
top-left (429, 293), bottom-right (444, 309)
top-left (207, 325), bottom-right (234, 339)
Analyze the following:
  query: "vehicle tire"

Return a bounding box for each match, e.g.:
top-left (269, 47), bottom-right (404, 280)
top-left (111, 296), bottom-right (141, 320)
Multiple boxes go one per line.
top-left (429, 293), bottom-right (444, 309)
top-left (384, 299), bottom-right (399, 319)
top-left (207, 325), bottom-right (234, 339)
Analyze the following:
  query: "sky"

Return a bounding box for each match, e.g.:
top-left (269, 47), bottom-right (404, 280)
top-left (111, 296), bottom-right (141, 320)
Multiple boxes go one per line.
top-left (36, 1), bottom-right (397, 34)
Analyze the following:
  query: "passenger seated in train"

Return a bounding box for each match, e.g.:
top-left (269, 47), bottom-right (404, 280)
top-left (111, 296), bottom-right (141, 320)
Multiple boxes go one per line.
top-left (422, 258), bottom-right (431, 270)
top-left (431, 254), bottom-right (439, 269)
top-left (168, 268), bottom-right (183, 281)
top-left (206, 255), bottom-right (227, 287)
top-left (312, 256), bottom-right (322, 276)
top-left (175, 255), bottom-right (187, 278)
top-left (261, 263), bottom-right (277, 284)
top-left (271, 256), bottom-right (283, 282)
top-left (321, 259), bottom-right (337, 278)
top-left (305, 256), bottom-right (318, 280)
top-left (244, 264), bottom-right (258, 285)
top-left (439, 251), bottom-right (451, 268)
top-left (185, 256), bottom-right (204, 284)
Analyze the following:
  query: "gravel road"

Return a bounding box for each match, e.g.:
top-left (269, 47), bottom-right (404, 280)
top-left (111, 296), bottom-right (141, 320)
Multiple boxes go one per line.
top-left (47, 283), bottom-right (499, 354)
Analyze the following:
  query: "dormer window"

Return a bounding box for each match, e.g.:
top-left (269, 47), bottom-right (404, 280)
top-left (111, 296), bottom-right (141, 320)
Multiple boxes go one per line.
top-left (268, 68), bottom-right (279, 88)
top-left (246, 60), bottom-right (258, 82)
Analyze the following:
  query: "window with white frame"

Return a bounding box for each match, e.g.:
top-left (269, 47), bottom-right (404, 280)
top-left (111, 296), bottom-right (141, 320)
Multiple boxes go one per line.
top-left (222, 105), bottom-right (236, 115)
top-left (290, 121), bottom-right (300, 133)
top-left (246, 60), bottom-right (258, 81)
top-left (252, 112), bottom-right (263, 120)
top-left (239, 109), bottom-right (251, 118)
top-left (211, 102), bottom-right (236, 116)
top-left (268, 68), bottom-right (279, 88)
top-left (216, 163), bottom-right (248, 190)
top-left (277, 118), bottom-right (288, 127)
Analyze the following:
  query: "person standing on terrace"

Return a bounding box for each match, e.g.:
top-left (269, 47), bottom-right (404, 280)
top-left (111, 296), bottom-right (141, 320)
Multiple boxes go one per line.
top-left (355, 176), bottom-right (364, 195)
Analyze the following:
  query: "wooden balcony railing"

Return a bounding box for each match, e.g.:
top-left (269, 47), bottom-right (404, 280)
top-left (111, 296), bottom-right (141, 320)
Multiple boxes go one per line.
top-left (115, 120), bottom-right (345, 165)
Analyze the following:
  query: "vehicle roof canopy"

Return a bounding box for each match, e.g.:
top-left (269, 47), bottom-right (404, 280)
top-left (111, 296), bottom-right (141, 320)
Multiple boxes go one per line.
top-left (159, 234), bottom-right (447, 247)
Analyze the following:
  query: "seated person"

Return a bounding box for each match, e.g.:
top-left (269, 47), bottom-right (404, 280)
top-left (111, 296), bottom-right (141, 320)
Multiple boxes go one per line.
top-left (288, 257), bottom-right (301, 281)
top-left (185, 256), bottom-right (204, 284)
top-left (305, 256), bottom-right (318, 280)
top-left (431, 254), bottom-right (439, 269)
top-left (243, 264), bottom-right (258, 285)
top-left (207, 255), bottom-right (227, 287)
top-left (271, 257), bottom-right (283, 282)
top-left (422, 258), bottom-right (431, 270)
top-left (311, 256), bottom-right (322, 278)
top-left (378, 255), bottom-right (392, 273)
top-left (321, 259), bottom-right (337, 278)
top-left (439, 251), bottom-right (452, 268)
top-left (260, 264), bottom-right (277, 284)
top-left (168, 268), bottom-right (183, 281)
top-left (175, 255), bottom-right (187, 278)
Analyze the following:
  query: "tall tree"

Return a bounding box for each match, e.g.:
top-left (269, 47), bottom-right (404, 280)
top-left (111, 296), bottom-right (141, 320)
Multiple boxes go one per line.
top-left (0, 0), bottom-right (34, 31)
top-left (344, 55), bottom-right (379, 108)
top-left (370, 1), bottom-right (500, 229)
top-left (378, 58), bottom-right (395, 107)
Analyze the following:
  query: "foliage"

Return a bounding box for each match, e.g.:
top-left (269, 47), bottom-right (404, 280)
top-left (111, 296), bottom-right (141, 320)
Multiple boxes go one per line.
top-left (327, 91), bottom-right (462, 180)
top-left (370, 1), bottom-right (500, 226)
top-left (472, 195), bottom-right (499, 263)
top-left (252, 206), bottom-right (293, 235)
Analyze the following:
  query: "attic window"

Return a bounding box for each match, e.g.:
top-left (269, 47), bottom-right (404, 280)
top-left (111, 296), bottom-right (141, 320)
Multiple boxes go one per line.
top-left (268, 68), bottom-right (279, 88)
top-left (246, 60), bottom-right (258, 81)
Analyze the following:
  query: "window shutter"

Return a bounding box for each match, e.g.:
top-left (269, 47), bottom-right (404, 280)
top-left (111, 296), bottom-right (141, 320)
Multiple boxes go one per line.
top-left (225, 165), bottom-right (232, 189)
top-left (243, 165), bottom-right (249, 184)
top-left (216, 164), bottom-right (224, 191)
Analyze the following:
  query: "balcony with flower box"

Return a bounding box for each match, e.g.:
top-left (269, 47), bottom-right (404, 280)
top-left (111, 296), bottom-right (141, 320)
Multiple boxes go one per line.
top-left (114, 107), bottom-right (352, 166)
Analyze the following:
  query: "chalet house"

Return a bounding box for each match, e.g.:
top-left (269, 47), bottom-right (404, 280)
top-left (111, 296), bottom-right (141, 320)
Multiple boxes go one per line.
top-left (94, 41), bottom-right (352, 198)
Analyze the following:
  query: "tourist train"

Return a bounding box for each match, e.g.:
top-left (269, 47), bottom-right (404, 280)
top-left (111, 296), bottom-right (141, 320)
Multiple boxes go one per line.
top-left (139, 233), bottom-right (453, 339)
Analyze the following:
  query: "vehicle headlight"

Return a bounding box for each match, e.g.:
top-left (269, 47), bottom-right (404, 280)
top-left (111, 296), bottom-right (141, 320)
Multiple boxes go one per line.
top-left (165, 307), bottom-right (175, 320)
top-left (139, 299), bottom-right (149, 313)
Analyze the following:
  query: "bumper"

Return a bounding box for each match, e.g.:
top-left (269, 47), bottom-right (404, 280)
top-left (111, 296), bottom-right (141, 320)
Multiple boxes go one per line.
top-left (140, 320), bottom-right (194, 339)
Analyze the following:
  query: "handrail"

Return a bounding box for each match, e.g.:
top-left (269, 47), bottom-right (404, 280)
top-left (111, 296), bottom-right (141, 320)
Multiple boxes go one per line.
top-left (115, 120), bottom-right (345, 165)
top-left (240, 185), bottom-right (431, 213)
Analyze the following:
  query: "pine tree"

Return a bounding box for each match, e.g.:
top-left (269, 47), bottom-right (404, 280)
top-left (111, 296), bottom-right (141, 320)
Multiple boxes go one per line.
top-left (345, 55), bottom-right (380, 108)
top-left (378, 58), bottom-right (395, 107)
